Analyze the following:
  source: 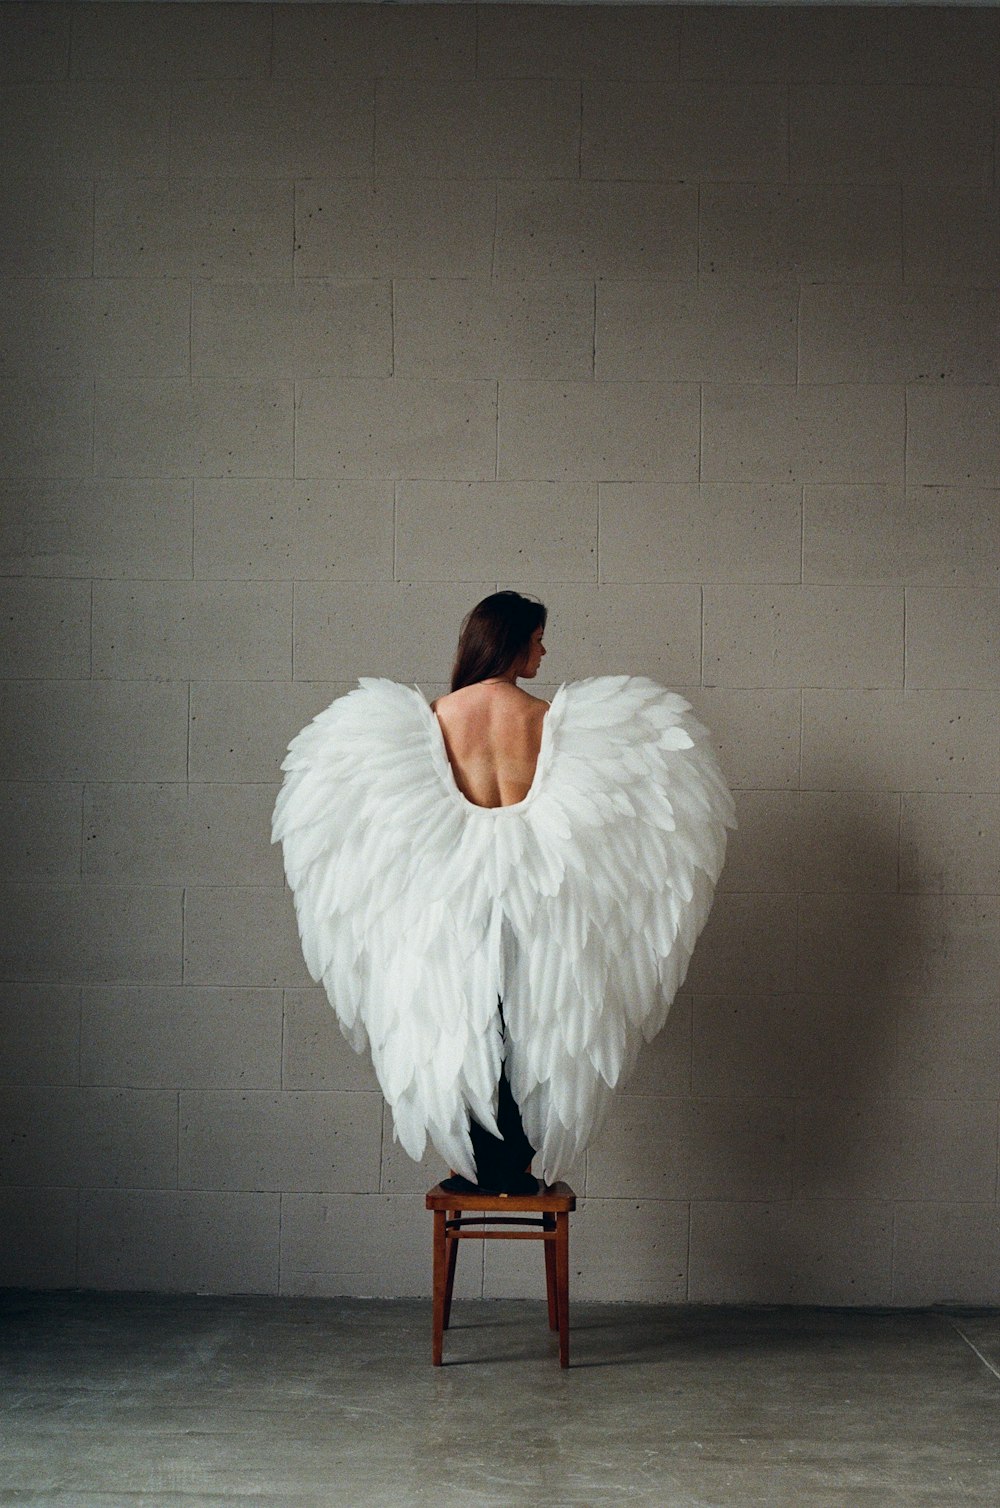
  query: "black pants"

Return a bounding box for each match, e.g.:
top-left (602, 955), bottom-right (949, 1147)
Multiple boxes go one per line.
top-left (460, 999), bottom-right (537, 1193)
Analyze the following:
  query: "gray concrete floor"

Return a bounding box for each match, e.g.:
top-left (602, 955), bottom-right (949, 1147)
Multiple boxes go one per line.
top-left (1, 1292), bottom-right (998, 1506)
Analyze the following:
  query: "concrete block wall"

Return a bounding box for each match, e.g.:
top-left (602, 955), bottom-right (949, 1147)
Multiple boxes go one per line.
top-left (0, 1), bottom-right (997, 1305)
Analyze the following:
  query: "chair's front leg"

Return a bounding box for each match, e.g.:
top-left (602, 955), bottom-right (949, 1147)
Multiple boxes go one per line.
top-left (555, 1211), bottom-right (570, 1368)
top-left (431, 1209), bottom-right (446, 1365)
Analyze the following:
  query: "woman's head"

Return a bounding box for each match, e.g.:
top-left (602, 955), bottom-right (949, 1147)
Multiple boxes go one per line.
top-left (450, 591), bottom-right (548, 691)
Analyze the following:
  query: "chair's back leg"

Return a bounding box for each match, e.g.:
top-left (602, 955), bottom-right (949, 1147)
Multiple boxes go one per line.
top-left (543, 1212), bottom-right (558, 1330)
top-left (442, 1212), bottom-right (459, 1330)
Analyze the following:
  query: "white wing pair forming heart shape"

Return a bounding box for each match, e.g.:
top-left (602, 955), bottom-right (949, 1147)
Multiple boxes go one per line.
top-left (271, 674), bottom-right (736, 1186)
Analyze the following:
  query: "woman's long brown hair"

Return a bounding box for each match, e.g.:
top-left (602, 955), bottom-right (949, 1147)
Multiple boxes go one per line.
top-left (450, 591), bottom-right (547, 692)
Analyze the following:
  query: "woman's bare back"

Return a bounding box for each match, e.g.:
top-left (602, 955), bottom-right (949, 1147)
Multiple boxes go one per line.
top-left (431, 682), bottom-right (549, 808)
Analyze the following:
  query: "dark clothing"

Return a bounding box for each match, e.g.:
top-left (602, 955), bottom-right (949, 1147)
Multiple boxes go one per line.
top-left (441, 999), bottom-right (540, 1196)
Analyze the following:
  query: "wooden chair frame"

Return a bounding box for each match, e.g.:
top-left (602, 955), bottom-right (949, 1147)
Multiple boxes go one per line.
top-left (425, 1181), bottom-right (577, 1367)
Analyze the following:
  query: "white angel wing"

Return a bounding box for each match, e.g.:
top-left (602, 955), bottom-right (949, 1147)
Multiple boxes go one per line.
top-left (271, 678), bottom-right (505, 1181)
top-left (272, 673), bottom-right (736, 1187)
top-left (497, 675), bottom-right (737, 1183)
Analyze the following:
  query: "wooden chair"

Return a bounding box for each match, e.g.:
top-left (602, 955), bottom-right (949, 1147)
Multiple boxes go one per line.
top-left (425, 1180), bottom-right (577, 1367)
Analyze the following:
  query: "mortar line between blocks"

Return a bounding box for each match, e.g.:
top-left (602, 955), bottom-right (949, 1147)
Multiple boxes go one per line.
top-left (278, 1189), bottom-right (284, 1297)
top-left (595, 483), bottom-right (601, 584)
top-left (685, 1200), bottom-right (692, 1302)
top-left (799, 486), bottom-right (805, 584)
top-left (698, 585), bottom-right (704, 685)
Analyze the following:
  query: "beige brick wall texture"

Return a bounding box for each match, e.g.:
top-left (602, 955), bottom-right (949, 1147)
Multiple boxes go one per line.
top-left (0, 0), bottom-right (998, 1306)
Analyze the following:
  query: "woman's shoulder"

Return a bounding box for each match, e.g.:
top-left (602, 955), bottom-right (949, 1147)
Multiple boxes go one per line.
top-left (431, 684), bottom-right (549, 716)
top-left (515, 687), bottom-right (550, 719)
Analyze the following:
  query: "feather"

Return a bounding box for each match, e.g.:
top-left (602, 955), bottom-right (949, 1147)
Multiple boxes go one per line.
top-left (272, 674), bottom-right (736, 1185)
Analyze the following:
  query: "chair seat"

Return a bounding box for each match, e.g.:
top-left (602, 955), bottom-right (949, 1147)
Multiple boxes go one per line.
top-left (425, 1181), bottom-right (577, 1367)
top-left (425, 1180), bottom-right (576, 1213)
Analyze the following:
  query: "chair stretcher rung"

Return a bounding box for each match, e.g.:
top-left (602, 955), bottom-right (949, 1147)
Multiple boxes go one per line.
top-left (446, 1215), bottom-right (547, 1230)
top-left (448, 1228), bottom-right (554, 1240)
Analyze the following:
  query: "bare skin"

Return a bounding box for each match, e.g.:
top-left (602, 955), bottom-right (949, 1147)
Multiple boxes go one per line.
top-left (430, 625), bottom-right (548, 809)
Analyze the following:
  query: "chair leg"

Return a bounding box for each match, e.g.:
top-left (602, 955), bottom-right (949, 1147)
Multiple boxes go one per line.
top-left (543, 1213), bottom-right (558, 1330)
top-left (555, 1211), bottom-right (570, 1368)
top-left (431, 1209), bottom-right (446, 1365)
top-left (442, 1212), bottom-right (459, 1330)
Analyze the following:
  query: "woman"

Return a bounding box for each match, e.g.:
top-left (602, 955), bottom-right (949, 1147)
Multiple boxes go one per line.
top-left (429, 593), bottom-right (552, 1193)
top-left (272, 591), bottom-right (735, 1194)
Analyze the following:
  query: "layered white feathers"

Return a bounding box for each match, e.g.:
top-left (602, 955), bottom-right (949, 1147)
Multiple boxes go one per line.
top-left (271, 675), bottom-right (736, 1184)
